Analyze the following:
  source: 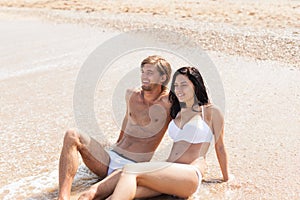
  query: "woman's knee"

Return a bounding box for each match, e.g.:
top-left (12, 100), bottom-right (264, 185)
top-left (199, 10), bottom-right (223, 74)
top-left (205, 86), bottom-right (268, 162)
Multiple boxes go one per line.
top-left (123, 163), bottom-right (148, 175)
top-left (123, 163), bottom-right (136, 172)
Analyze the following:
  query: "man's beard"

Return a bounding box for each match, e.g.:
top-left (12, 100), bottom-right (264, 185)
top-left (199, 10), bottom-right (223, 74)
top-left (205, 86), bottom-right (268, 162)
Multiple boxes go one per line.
top-left (141, 84), bottom-right (152, 91)
top-left (141, 83), bottom-right (161, 91)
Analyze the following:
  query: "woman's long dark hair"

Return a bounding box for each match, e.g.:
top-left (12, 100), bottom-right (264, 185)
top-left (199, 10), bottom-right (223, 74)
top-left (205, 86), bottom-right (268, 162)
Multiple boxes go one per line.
top-left (169, 67), bottom-right (209, 119)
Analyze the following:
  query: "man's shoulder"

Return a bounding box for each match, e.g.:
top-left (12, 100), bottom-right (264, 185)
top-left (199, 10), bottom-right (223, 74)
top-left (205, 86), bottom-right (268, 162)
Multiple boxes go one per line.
top-left (157, 89), bottom-right (171, 107)
top-left (126, 88), bottom-right (141, 95)
top-left (125, 88), bottom-right (141, 100)
top-left (160, 92), bottom-right (170, 102)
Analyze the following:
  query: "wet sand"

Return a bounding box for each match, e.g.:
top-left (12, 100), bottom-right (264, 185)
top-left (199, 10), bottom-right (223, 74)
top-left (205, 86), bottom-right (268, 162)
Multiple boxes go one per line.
top-left (0, 0), bottom-right (299, 199)
top-left (0, 0), bottom-right (299, 67)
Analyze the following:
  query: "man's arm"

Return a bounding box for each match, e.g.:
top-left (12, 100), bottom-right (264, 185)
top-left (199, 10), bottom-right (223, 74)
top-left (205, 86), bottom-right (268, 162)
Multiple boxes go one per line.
top-left (116, 89), bottom-right (133, 143)
top-left (212, 107), bottom-right (229, 181)
top-left (116, 110), bottom-right (128, 143)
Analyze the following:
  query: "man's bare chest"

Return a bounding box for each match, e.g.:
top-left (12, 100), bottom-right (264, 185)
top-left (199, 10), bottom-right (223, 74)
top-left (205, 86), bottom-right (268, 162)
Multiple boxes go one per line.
top-left (128, 103), bottom-right (167, 127)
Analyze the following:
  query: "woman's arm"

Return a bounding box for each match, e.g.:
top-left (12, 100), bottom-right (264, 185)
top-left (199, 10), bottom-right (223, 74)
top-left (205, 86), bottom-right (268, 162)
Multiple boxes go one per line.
top-left (211, 107), bottom-right (229, 181)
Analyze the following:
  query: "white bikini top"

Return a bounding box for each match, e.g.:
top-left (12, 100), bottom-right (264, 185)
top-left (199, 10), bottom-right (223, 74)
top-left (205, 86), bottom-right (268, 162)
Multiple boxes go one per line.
top-left (168, 106), bottom-right (213, 143)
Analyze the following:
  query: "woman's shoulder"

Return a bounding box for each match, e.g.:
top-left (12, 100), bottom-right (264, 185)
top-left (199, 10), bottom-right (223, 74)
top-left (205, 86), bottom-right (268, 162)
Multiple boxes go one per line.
top-left (204, 103), bottom-right (222, 112)
top-left (204, 104), bottom-right (224, 121)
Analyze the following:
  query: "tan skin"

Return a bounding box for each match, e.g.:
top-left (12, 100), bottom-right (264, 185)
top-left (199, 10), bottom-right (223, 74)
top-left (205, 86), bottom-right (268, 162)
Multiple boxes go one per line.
top-left (112, 87), bottom-right (171, 162)
top-left (108, 73), bottom-right (228, 200)
top-left (58, 64), bottom-right (171, 200)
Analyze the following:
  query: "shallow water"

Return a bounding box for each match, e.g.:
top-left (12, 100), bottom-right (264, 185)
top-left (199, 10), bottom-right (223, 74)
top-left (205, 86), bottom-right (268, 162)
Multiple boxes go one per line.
top-left (0, 16), bottom-right (116, 199)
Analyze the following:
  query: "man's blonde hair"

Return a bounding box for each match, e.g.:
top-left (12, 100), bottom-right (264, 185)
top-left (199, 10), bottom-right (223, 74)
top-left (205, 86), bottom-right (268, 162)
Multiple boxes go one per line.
top-left (141, 55), bottom-right (172, 90)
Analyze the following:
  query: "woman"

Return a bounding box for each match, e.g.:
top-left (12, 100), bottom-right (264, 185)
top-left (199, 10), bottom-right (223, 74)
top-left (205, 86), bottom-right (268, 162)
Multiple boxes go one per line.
top-left (109, 67), bottom-right (229, 199)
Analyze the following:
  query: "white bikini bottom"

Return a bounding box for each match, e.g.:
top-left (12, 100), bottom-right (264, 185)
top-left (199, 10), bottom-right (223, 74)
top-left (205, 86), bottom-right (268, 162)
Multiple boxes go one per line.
top-left (191, 165), bottom-right (202, 193)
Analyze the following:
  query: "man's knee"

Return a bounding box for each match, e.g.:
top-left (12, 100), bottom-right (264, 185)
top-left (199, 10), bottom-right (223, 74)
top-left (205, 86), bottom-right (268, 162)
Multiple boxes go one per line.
top-left (63, 129), bottom-right (81, 146)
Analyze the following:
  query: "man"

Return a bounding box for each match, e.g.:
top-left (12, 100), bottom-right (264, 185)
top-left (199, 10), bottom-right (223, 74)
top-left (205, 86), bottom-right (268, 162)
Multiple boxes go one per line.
top-left (58, 55), bottom-right (172, 200)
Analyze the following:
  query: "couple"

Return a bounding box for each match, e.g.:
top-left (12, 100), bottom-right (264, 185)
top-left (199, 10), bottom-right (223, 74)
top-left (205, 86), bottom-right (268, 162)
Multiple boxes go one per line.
top-left (58, 55), bottom-right (228, 200)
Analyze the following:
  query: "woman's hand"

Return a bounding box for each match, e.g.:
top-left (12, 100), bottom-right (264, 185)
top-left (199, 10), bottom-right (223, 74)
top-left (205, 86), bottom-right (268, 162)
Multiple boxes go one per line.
top-left (202, 174), bottom-right (234, 183)
top-left (226, 173), bottom-right (235, 182)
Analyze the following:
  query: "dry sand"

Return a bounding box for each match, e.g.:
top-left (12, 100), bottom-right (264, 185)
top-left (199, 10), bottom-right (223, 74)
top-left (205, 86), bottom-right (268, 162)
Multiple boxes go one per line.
top-left (0, 0), bottom-right (299, 199)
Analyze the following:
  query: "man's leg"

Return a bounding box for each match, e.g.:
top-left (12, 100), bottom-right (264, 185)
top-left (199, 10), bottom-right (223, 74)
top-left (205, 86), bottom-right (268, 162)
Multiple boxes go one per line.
top-left (78, 169), bottom-right (122, 200)
top-left (58, 129), bottom-right (110, 200)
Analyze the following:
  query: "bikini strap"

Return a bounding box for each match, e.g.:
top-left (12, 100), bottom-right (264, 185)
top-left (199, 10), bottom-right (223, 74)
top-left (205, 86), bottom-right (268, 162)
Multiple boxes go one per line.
top-left (201, 105), bottom-right (205, 119)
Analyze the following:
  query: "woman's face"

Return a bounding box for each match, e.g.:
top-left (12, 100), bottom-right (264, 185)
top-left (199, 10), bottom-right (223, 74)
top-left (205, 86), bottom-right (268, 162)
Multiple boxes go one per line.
top-left (174, 74), bottom-right (195, 106)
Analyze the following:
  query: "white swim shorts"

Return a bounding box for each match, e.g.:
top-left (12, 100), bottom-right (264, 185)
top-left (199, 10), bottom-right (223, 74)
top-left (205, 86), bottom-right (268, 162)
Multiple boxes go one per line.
top-left (106, 150), bottom-right (136, 175)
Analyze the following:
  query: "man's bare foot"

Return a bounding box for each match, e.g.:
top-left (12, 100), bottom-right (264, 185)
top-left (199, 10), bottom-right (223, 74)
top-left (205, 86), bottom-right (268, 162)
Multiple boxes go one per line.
top-left (78, 188), bottom-right (96, 200)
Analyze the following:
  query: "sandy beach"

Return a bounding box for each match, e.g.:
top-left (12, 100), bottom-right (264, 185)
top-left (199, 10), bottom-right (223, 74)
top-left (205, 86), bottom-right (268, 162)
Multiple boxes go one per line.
top-left (0, 0), bottom-right (299, 199)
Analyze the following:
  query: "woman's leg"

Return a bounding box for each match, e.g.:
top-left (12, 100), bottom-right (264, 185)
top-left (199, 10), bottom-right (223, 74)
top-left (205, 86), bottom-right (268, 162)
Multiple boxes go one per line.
top-left (135, 186), bottom-right (161, 199)
top-left (111, 162), bottom-right (199, 200)
top-left (106, 186), bottom-right (161, 200)
top-left (110, 172), bottom-right (137, 200)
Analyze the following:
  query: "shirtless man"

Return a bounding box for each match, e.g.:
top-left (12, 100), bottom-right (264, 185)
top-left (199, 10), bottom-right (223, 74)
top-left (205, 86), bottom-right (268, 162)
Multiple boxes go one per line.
top-left (58, 55), bottom-right (172, 200)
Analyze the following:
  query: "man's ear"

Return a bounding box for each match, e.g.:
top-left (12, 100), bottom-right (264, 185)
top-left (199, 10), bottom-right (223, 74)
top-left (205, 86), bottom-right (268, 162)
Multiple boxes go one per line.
top-left (160, 74), bottom-right (167, 84)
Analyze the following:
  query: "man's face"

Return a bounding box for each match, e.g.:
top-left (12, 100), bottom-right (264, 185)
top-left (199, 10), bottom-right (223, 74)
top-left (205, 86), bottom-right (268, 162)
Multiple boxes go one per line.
top-left (141, 64), bottom-right (163, 91)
